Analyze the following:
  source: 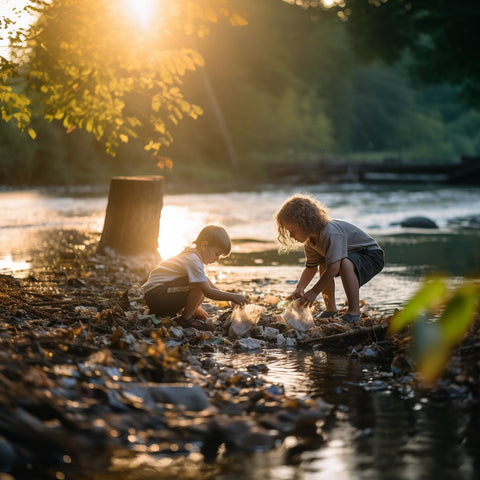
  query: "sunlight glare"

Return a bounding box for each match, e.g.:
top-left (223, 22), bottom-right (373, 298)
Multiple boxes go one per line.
top-left (0, 0), bottom-right (36, 59)
top-left (119, 0), bottom-right (158, 30)
top-left (157, 206), bottom-right (205, 260)
top-left (0, 254), bottom-right (31, 276)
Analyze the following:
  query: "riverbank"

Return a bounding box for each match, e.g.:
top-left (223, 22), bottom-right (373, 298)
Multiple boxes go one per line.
top-left (1, 230), bottom-right (479, 478)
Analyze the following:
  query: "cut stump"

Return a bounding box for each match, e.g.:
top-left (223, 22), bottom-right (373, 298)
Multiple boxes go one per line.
top-left (98, 176), bottom-right (164, 256)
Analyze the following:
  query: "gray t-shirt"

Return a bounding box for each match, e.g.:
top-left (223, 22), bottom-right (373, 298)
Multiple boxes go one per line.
top-left (304, 219), bottom-right (379, 267)
top-left (142, 247), bottom-right (208, 293)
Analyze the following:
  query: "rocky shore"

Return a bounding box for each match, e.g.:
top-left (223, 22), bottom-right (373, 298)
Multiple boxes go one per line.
top-left (1, 230), bottom-right (479, 479)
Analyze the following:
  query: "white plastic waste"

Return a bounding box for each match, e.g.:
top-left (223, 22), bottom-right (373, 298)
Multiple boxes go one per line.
top-left (281, 299), bottom-right (315, 332)
top-left (229, 304), bottom-right (265, 337)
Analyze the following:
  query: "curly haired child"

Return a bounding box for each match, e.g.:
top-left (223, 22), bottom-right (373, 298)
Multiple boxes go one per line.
top-left (275, 194), bottom-right (384, 323)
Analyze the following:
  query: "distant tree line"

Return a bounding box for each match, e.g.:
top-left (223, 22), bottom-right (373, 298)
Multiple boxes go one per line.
top-left (1, 0), bottom-right (479, 186)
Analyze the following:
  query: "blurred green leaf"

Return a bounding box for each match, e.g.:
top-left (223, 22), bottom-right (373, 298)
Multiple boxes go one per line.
top-left (411, 315), bottom-right (451, 385)
top-left (439, 285), bottom-right (480, 343)
top-left (389, 277), bottom-right (447, 334)
top-left (396, 280), bottom-right (480, 385)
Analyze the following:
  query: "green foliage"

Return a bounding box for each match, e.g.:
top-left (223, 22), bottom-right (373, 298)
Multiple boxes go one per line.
top-left (0, 58), bottom-right (33, 135)
top-left (0, 0), bottom-right (479, 185)
top-left (331, 0), bottom-right (480, 106)
top-left (1, 0), bottom-right (247, 157)
top-left (389, 276), bottom-right (480, 384)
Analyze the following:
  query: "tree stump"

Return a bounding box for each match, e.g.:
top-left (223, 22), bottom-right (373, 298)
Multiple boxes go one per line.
top-left (98, 176), bottom-right (164, 256)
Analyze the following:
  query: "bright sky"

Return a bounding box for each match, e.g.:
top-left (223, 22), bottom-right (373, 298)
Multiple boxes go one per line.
top-left (0, 0), bottom-right (156, 58)
top-left (0, 0), bottom-right (35, 58)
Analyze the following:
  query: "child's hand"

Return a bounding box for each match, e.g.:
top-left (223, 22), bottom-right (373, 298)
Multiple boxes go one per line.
top-left (291, 286), bottom-right (304, 299)
top-left (231, 293), bottom-right (248, 306)
top-left (298, 289), bottom-right (317, 307)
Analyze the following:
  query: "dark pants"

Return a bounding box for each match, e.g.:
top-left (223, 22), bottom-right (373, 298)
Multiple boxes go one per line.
top-left (144, 277), bottom-right (192, 316)
top-left (347, 248), bottom-right (384, 286)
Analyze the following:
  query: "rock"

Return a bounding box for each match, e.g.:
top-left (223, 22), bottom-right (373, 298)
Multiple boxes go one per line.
top-left (233, 337), bottom-right (267, 351)
top-left (120, 383), bottom-right (211, 411)
top-left (397, 216), bottom-right (439, 229)
top-left (285, 337), bottom-right (297, 347)
top-left (276, 333), bottom-right (286, 347)
top-left (263, 326), bottom-right (279, 340)
top-left (169, 326), bottom-right (184, 339)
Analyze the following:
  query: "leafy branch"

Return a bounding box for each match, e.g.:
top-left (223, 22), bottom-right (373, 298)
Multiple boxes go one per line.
top-left (389, 276), bottom-right (480, 384)
top-left (0, 0), bottom-right (247, 158)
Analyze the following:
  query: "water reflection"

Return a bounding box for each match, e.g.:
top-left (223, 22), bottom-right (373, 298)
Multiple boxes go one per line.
top-left (212, 348), bottom-right (480, 480)
top-left (213, 350), bottom-right (360, 400)
top-left (0, 254), bottom-right (31, 275)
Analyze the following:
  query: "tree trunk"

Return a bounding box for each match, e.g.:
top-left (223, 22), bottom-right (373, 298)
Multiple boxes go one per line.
top-left (98, 176), bottom-right (164, 256)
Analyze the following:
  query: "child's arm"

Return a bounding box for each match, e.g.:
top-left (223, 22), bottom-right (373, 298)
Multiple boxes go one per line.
top-left (292, 266), bottom-right (318, 299)
top-left (300, 260), bottom-right (340, 306)
top-left (194, 281), bottom-right (248, 305)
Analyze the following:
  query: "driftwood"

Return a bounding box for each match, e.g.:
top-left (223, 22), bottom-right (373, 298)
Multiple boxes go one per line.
top-left (303, 323), bottom-right (389, 350)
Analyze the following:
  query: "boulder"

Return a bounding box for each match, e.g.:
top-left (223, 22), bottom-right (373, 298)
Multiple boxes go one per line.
top-left (398, 216), bottom-right (439, 229)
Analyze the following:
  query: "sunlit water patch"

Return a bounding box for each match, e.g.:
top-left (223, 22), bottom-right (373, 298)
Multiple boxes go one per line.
top-left (0, 254), bottom-right (31, 276)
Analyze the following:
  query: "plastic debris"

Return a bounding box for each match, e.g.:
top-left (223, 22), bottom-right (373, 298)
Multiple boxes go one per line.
top-left (229, 304), bottom-right (265, 337)
top-left (281, 300), bottom-right (315, 332)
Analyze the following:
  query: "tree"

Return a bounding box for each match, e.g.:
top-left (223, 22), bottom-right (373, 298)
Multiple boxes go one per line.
top-left (288, 0), bottom-right (480, 106)
top-left (0, 0), bottom-right (247, 159)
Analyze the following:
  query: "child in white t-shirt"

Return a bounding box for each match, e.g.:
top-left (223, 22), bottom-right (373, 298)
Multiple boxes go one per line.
top-left (143, 224), bottom-right (247, 330)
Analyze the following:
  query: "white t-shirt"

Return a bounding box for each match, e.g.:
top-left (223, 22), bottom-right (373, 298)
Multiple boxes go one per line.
top-left (142, 247), bottom-right (208, 293)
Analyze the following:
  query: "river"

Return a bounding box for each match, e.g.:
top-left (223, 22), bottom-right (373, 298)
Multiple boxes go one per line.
top-left (1, 183), bottom-right (479, 313)
top-left (1, 182), bottom-right (480, 479)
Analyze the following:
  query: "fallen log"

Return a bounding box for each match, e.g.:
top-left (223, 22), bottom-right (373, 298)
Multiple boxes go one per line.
top-left (302, 323), bottom-right (389, 350)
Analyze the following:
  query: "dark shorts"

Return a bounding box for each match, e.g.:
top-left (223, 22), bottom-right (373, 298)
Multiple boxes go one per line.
top-left (144, 277), bottom-right (192, 316)
top-left (347, 247), bottom-right (385, 287)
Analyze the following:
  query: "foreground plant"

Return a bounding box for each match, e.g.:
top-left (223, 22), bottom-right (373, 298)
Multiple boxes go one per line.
top-left (388, 276), bottom-right (480, 384)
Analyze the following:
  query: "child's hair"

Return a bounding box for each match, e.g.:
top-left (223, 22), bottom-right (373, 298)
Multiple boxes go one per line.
top-left (193, 224), bottom-right (232, 256)
top-left (275, 194), bottom-right (330, 249)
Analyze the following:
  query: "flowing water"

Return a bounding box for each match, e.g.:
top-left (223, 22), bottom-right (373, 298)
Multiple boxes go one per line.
top-left (1, 182), bottom-right (480, 478)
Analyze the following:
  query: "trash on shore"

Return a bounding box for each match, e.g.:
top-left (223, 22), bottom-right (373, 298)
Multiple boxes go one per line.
top-left (1, 230), bottom-right (479, 478)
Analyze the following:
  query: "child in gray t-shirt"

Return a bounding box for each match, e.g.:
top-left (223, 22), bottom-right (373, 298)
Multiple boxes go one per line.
top-left (275, 194), bottom-right (384, 323)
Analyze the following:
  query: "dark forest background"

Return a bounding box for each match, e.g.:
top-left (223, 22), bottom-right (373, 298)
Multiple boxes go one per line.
top-left (1, 0), bottom-right (479, 186)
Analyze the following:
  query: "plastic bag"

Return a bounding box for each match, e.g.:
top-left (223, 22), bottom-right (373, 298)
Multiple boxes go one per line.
top-left (229, 304), bottom-right (265, 337)
top-left (281, 299), bottom-right (315, 332)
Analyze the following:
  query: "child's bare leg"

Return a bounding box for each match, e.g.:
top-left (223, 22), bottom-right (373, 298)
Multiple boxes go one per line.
top-left (182, 287), bottom-right (205, 319)
top-left (194, 306), bottom-right (208, 320)
top-left (319, 263), bottom-right (336, 312)
top-left (339, 258), bottom-right (360, 315)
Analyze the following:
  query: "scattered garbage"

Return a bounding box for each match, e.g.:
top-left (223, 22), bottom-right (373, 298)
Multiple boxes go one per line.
top-left (2, 229), bottom-right (477, 479)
